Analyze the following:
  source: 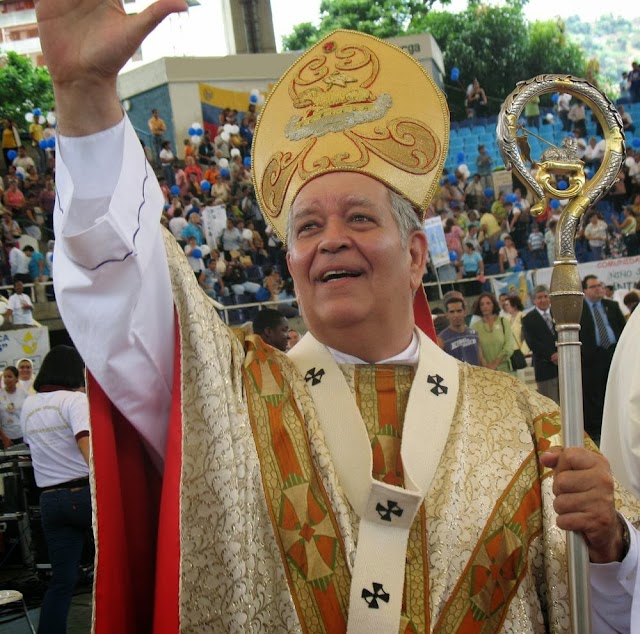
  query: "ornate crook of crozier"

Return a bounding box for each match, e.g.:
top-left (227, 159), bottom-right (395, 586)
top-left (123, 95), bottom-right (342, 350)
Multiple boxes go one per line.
top-left (497, 74), bottom-right (624, 325)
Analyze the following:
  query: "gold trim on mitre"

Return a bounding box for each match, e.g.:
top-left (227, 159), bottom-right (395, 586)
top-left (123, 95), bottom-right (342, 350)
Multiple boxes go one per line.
top-left (252, 30), bottom-right (450, 242)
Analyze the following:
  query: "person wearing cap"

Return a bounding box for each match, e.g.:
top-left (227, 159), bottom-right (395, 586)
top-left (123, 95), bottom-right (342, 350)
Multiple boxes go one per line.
top-left (36, 2), bottom-right (640, 632)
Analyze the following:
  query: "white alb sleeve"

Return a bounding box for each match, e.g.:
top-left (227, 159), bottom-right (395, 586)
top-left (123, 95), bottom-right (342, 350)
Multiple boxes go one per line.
top-left (54, 116), bottom-right (174, 466)
top-left (590, 519), bottom-right (640, 632)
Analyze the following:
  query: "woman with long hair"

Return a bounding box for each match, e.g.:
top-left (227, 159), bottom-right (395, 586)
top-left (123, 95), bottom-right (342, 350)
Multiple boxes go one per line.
top-left (503, 294), bottom-right (531, 358)
top-left (471, 292), bottom-right (514, 373)
top-left (21, 346), bottom-right (91, 634)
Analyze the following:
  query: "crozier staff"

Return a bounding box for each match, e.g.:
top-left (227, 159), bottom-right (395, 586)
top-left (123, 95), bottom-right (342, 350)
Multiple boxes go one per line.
top-left (37, 0), bottom-right (640, 631)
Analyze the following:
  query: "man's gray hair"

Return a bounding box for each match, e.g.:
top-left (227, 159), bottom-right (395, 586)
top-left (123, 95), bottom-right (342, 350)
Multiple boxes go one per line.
top-left (286, 184), bottom-right (422, 247)
top-left (532, 284), bottom-right (549, 296)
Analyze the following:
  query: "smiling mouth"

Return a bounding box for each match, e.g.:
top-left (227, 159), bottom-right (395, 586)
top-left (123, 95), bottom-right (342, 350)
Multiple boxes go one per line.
top-left (320, 270), bottom-right (362, 282)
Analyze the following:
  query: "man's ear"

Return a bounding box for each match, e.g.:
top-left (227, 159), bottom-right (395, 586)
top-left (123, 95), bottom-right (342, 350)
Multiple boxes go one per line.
top-left (408, 230), bottom-right (428, 292)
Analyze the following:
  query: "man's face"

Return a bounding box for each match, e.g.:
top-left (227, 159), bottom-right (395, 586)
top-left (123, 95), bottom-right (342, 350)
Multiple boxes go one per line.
top-left (287, 330), bottom-right (301, 350)
top-left (499, 294), bottom-right (508, 310)
top-left (286, 172), bottom-right (426, 340)
top-left (14, 281), bottom-right (23, 294)
top-left (584, 278), bottom-right (604, 302)
top-left (190, 213), bottom-right (201, 225)
top-left (533, 291), bottom-right (550, 312)
top-left (265, 317), bottom-right (289, 352)
top-left (446, 301), bottom-right (466, 328)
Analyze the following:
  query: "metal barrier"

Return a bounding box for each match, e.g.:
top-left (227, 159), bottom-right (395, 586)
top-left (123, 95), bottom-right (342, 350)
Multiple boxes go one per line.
top-left (212, 271), bottom-right (535, 325)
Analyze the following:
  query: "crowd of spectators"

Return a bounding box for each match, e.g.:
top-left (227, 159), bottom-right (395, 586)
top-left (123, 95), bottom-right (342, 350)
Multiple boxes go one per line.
top-left (427, 128), bottom-right (640, 296)
top-left (0, 114), bottom-right (56, 325)
top-left (4, 59), bottom-right (640, 325)
top-left (149, 104), bottom-right (298, 322)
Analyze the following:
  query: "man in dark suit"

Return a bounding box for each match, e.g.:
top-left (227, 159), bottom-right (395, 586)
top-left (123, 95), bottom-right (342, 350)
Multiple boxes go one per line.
top-left (522, 285), bottom-right (559, 404)
top-left (580, 274), bottom-right (626, 440)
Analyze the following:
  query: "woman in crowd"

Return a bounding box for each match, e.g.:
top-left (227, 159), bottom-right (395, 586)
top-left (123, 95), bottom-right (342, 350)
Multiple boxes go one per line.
top-left (613, 205), bottom-right (638, 256)
top-left (20, 346), bottom-right (91, 634)
top-left (0, 366), bottom-right (28, 447)
top-left (444, 218), bottom-right (464, 260)
top-left (502, 294), bottom-right (531, 358)
top-left (498, 234), bottom-right (519, 273)
top-left (472, 293), bottom-right (514, 373)
top-left (17, 358), bottom-right (36, 394)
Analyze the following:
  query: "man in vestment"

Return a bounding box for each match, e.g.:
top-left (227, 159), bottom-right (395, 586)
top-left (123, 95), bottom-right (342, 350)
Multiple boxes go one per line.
top-left (38, 1), bottom-right (640, 632)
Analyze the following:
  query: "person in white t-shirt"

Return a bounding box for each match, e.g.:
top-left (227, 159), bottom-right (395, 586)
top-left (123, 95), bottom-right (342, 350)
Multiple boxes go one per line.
top-left (21, 345), bottom-right (91, 634)
top-left (6, 280), bottom-right (33, 326)
top-left (0, 366), bottom-right (27, 446)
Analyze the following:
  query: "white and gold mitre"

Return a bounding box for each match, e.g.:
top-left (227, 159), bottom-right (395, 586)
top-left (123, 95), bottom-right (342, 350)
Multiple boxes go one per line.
top-left (251, 30), bottom-right (450, 241)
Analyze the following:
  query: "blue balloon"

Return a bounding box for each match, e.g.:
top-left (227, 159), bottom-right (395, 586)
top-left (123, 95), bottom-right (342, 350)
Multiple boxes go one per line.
top-left (447, 173), bottom-right (457, 185)
top-left (170, 185), bottom-right (180, 196)
top-left (450, 67), bottom-right (460, 81)
top-left (505, 193), bottom-right (518, 204)
top-left (47, 137), bottom-right (56, 149)
top-left (632, 138), bottom-right (640, 149)
top-left (200, 179), bottom-right (211, 191)
top-left (496, 240), bottom-right (505, 249)
top-left (456, 151), bottom-right (465, 164)
top-left (7, 150), bottom-right (16, 160)
top-left (188, 127), bottom-right (196, 136)
top-left (39, 139), bottom-right (48, 149)
top-left (196, 128), bottom-right (204, 136)
top-left (243, 156), bottom-right (251, 167)
top-left (191, 248), bottom-right (202, 259)
top-left (556, 180), bottom-right (568, 190)
top-left (550, 199), bottom-right (560, 209)
top-left (484, 187), bottom-right (494, 198)
top-left (220, 168), bottom-right (230, 178)
top-left (33, 108), bottom-right (41, 116)
top-left (249, 94), bottom-right (259, 104)
top-left (449, 250), bottom-right (458, 262)
top-left (552, 94), bottom-right (559, 104)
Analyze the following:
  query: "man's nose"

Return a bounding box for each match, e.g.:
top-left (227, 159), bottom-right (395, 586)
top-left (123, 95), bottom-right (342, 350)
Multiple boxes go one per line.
top-left (319, 217), bottom-right (351, 253)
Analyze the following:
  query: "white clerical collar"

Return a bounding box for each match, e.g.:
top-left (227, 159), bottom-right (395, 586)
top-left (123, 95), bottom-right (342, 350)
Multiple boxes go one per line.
top-left (325, 332), bottom-right (420, 366)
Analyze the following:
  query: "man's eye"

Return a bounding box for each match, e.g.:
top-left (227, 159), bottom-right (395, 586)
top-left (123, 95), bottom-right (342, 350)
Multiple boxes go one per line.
top-left (297, 222), bottom-right (317, 234)
top-left (351, 214), bottom-right (371, 223)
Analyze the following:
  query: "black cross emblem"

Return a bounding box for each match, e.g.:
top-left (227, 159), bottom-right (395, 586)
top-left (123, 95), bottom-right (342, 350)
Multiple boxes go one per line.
top-left (375, 500), bottom-right (404, 522)
top-left (427, 374), bottom-right (448, 396)
top-left (304, 367), bottom-right (325, 386)
top-left (361, 582), bottom-right (390, 609)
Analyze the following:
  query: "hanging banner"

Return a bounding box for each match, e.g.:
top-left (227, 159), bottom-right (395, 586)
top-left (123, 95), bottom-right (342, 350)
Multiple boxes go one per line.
top-left (491, 271), bottom-right (535, 308)
top-left (0, 326), bottom-right (50, 374)
top-left (535, 255), bottom-right (640, 292)
top-left (424, 217), bottom-right (450, 268)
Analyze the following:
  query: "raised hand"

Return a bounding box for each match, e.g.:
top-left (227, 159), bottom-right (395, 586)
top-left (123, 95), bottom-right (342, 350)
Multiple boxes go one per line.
top-left (35, 0), bottom-right (187, 135)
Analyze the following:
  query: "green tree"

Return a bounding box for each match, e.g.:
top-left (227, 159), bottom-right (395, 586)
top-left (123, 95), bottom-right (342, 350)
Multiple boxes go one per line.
top-left (282, 0), bottom-right (449, 51)
top-left (523, 20), bottom-right (586, 80)
top-left (0, 51), bottom-right (54, 128)
top-left (282, 22), bottom-right (322, 51)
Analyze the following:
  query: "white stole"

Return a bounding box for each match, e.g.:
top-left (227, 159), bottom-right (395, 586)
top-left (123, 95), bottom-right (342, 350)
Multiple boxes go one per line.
top-left (288, 329), bottom-right (459, 632)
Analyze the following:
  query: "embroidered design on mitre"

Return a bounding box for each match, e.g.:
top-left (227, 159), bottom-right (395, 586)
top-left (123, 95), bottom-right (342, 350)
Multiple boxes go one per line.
top-left (252, 29), bottom-right (450, 241)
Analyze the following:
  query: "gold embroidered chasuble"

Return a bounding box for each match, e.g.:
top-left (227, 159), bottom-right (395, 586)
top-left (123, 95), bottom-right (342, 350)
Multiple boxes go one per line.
top-left (162, 231), bottom-right (638, 632)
